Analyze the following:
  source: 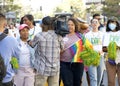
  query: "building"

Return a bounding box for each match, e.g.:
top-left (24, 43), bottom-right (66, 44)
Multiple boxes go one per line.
top-left (86, 0), bottom-right (105, 5)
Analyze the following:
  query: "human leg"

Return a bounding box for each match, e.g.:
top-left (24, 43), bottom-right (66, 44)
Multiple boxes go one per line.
top-left (72, 63), bottom-right (84, 86)
top-left (117, 63), bottom-right (120, 86)
top-left (60, 61), bottom-right (73, 86)
top-left (97, 56), bottom-right (106, 86)
top-left (86, 71), bottom-right (90, 86)
top-left (14, 69), bottom-right (25, 86)
top-left (106, 61), bottom-right (116, 86)
top-left (88, 65), bottom-right (97, 86)
top-left (34, 73), bottom-right (47, 86)
top-left (24, 75), bottom-right (34, 86)
top-left (14, 75), bottom-right (24, 86)
top-left (48, 72), bottom-right (59, 86)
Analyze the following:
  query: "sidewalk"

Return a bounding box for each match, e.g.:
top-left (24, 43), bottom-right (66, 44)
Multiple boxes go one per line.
top-left (82, 70), bottom-right (119, 86)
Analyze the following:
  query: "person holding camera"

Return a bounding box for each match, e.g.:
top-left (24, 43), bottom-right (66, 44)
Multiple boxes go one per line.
top-left (28, 16), bottom-right (64, 86)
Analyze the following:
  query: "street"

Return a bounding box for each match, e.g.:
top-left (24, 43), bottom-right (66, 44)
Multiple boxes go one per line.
top-left (82, 70), bottom-right (119, 86)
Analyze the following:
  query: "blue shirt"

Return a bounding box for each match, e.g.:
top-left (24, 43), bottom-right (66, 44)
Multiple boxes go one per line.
top-left (0, 33), bottom-right (20, 83)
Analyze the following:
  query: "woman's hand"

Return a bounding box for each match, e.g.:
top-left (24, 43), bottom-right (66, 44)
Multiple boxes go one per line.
top-left (27, 40), bottom-right (32, 46)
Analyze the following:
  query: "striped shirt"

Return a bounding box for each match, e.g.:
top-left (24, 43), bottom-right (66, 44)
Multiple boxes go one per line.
top-left (31, 30), bottom-right (64, 76)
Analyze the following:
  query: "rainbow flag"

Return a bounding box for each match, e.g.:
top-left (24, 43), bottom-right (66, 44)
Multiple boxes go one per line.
top-left (69, 39), bottom-right (83, 62)
top-left (69, 32), bottom-right (93, 63)
top-left (84, 38), bottom-right (93, 49)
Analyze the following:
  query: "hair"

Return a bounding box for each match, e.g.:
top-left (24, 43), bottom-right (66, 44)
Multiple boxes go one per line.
top-left (68, 17), bottom-right (79, 32)
top-left (24, 14), bottom-right (36, 26)
top-left (20, 17), bottom-right (24, 25)
top-left (0, 13), bottom-right (6, 25)
top-left (106, 17), bottom-right (120, 32)
top-left (41, 16), bottom-right (54, 31)
top-left (79, 23), bottom-right (89, 30)
top-left (93, 13), bottom-right (100, 19)
top-left (3, 28), bottom-right (8, 34)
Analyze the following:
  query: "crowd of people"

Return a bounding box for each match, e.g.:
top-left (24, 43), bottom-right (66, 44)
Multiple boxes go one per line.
top-left (0, 12), bottom-right (120, 86)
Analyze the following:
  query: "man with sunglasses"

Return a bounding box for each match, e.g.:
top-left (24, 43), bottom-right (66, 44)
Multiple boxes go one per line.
top-left (93, 13), bottom-right (104, 31)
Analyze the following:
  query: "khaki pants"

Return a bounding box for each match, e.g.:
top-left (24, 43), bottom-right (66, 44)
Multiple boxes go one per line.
top-left (35, 72), bottom-right (59, 86)
top-left (106, 61), bottom-right (120, 86)
top-left (14, 67), bottom-right (35, 86)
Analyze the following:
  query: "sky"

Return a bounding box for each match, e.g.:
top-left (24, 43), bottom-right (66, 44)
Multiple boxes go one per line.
top-left (19, 0), bottom-right (86, 16)
top-left (30, 0), bottom-right (62, 14)
top-left (30, 0), bottom-right (62, 8)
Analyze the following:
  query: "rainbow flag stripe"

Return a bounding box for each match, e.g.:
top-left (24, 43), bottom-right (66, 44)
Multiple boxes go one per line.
top-left (84, 38), bottom-right (93, 49)
top-left (69, 39), bottom-right (83, 62)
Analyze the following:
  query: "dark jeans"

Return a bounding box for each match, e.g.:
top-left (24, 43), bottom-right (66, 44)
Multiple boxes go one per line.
top-left (60, 61), bottom-right (84, 86)
top-left (0, 80), bottom-right (13, 86)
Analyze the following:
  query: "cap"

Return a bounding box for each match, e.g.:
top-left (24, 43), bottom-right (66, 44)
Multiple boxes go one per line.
top-left (19, 24), bottom-right (29, 31)
top-left (109, 16), bottom-right (118, 22)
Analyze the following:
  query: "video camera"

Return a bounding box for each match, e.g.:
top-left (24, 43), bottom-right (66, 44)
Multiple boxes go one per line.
top-left (54, 13), bottom-right (73, 37)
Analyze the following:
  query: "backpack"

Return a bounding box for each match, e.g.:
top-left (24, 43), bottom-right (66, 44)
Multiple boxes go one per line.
top-left (0, 33), bottom-right (7, 81)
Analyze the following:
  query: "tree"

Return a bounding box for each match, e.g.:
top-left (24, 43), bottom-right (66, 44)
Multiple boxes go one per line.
top-left (54, 7), bottom-right (63, 13)
top-left (86, 4), bottom-right (101, 15)
top-left (1, 0), bottom-right (21, 13)
top-left (53, 0), bottom-right (86, 19)
top-left (102, 0), bottom-right (120, 19)
top-left (69, 0), bottom-right (86, 18)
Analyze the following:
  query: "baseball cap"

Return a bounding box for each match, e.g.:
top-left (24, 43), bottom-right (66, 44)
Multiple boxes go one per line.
top-left (19, 24), bottom-right (29, 31)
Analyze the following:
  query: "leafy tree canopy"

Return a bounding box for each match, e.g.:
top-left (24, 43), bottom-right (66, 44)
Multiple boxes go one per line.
top-left (102, 0), bottom-right (120, 19)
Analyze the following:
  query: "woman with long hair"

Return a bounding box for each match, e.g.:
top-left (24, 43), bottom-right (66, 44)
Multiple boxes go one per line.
top-left (103, 16), bottom-right (120, 86)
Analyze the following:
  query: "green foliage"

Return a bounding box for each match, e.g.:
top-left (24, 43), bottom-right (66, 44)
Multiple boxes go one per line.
top-left (10, 57), bottom-right (19, 69)
top-left (102, 0), bottom-right (120, 19)
top-left (108, 41), bottom-right (117, 60)
top-left (69, 0), bottom-right (86, 18)
top-left (86, 4), bottom-right (101, 15)
top-left (54, 0), bottom-right (86, 18)
top-left (54, 7), bottom-right (63, 13)
top-left (5, 5), bottom-right (21, 12)
top-left (80, 44), bottom-right (100, 66)
top-left (2, 0), bottom-right (21, 13)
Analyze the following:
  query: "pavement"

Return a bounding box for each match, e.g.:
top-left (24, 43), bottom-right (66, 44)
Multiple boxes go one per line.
top-left (82, 70), bottom-right (119, 86)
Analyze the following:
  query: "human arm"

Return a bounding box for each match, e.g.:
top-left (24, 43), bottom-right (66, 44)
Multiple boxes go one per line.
top-left (102, 46), bottom-right (107, 52)
top-left (27, 33), bottom-right (40, 48)
top-left (12, 38), bottom-right (20, 59)
top-left (58, 35), bottom-right (64, 53)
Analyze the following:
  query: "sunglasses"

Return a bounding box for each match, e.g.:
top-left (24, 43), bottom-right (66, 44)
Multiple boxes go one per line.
top-left (96, 18), bottom-right (101, 20)
top-left (92, 21), bottom-right (99, 24)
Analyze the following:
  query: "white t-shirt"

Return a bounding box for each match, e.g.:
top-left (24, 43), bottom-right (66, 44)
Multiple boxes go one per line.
top-left (103, 31), bottom-right (120, 47)
top-left (29, 26), bottom-right (42, 40)
top-left (103, 31), bottom-right (120, 64)
top-left (19, 40), bottom-right (31, 67)
top-left (85, 31), bottom-right (104, 52)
